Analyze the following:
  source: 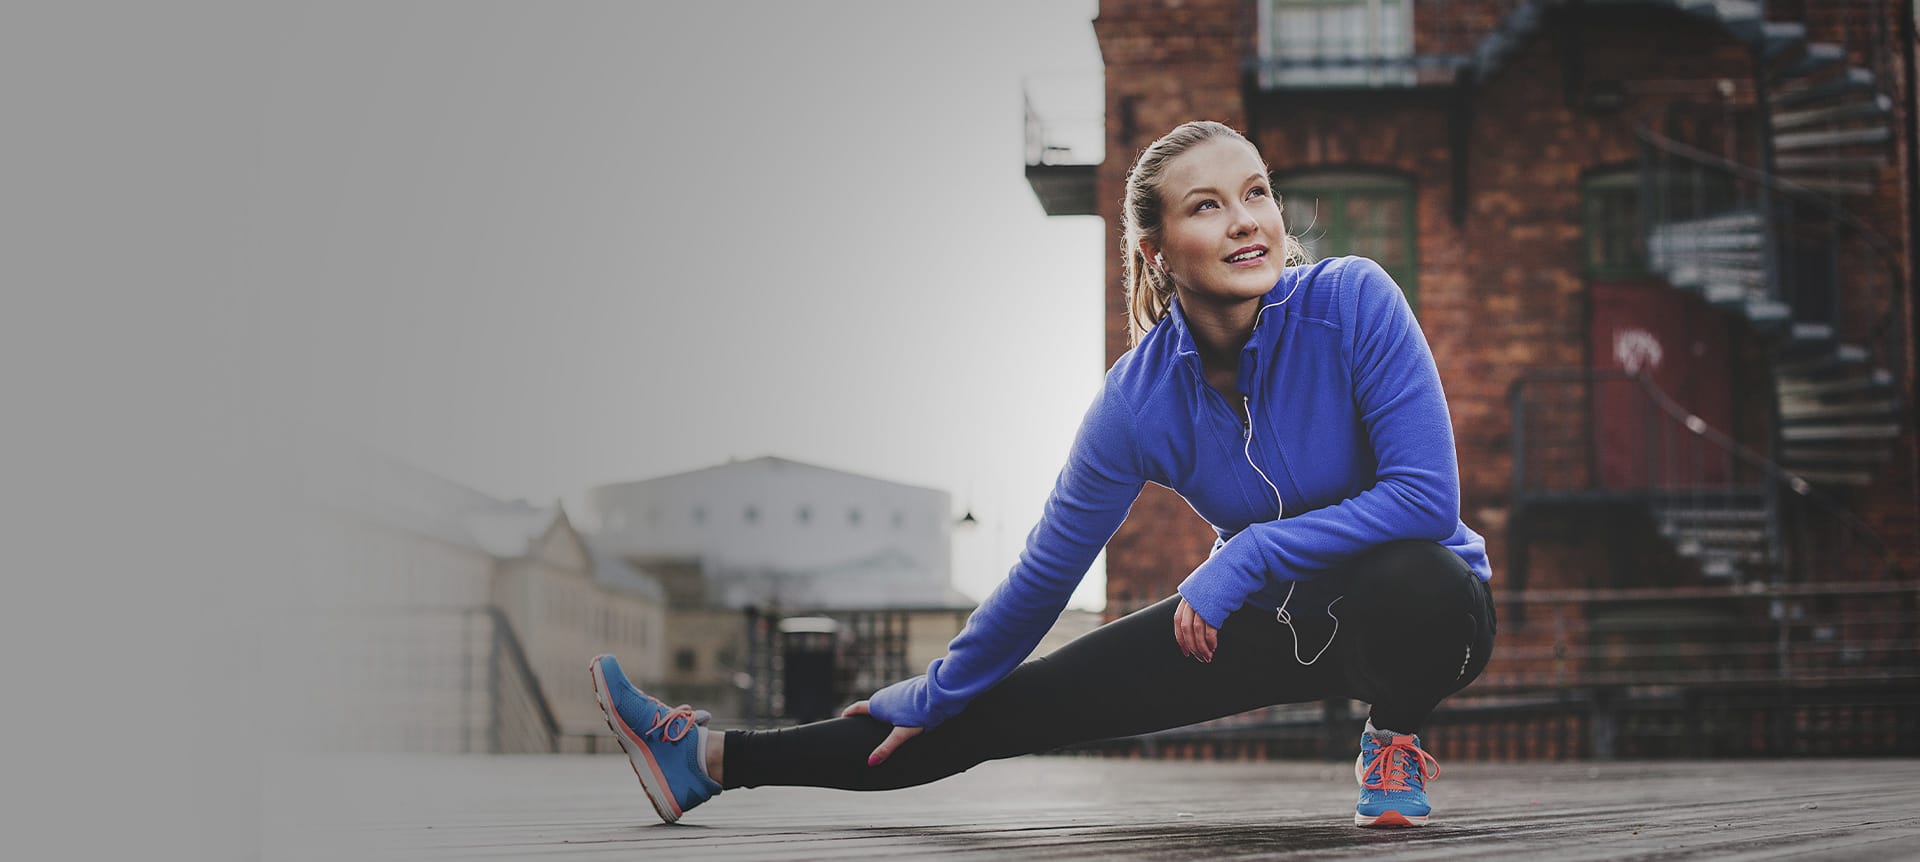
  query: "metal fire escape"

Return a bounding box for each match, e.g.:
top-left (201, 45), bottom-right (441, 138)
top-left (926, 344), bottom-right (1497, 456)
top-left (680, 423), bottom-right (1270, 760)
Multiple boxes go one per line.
top-left (1495, 0), bottom-right (1904, 587)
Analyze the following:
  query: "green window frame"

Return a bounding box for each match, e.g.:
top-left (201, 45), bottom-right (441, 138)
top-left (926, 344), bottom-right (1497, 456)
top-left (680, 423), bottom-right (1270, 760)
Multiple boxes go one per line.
top-left (1582, 166), bottom-right (1740, 278)
top-left (1582, 169), bottom-right (1650, 278)
top-left (1274, 171), bottom-right (1419, 310)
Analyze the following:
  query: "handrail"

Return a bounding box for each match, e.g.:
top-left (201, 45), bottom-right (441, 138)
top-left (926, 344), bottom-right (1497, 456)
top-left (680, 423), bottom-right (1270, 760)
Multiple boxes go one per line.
top-left (486, 606), bottom-right (561, 753)
top-left (1635, 127), bottom-right (1908, 399)
top-left (1511, 367), bottom-right (1889, 558)
top-left (1500, 579), bottom-right (1918, 603)
top-left (1628, 372), bottom-right (1887, 556)
top-left (1636, 128), bottom-right (1902, 273)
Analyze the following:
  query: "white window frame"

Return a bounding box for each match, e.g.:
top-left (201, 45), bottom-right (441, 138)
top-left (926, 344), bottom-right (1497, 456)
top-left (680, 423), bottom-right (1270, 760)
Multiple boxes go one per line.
top-left (1258, 0), bottom-right (1415, 88)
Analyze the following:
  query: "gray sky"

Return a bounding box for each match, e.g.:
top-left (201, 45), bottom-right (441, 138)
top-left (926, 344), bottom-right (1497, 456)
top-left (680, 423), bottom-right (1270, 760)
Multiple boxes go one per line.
top-left (241, 2), bottom-right (1111, 607)
top-left (9, 4), bottom-right (1107, 850)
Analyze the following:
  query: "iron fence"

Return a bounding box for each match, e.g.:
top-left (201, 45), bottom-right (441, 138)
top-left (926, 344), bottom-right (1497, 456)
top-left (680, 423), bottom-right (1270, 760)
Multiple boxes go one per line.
top-left (1062, 579), bottom-right (1919, 761)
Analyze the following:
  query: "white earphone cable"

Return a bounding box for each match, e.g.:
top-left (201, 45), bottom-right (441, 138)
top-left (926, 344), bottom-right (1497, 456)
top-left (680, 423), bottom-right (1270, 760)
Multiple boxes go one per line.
top-left (1276, 581), bottom-right (1343, 666)
top-left (1246, 283), bottom-right (1334, 667)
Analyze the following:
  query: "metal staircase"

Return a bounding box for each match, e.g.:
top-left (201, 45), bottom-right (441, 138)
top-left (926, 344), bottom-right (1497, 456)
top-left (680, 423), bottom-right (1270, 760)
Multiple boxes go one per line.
top-left (1490, 0), bottom-right (1903, 585)
top-left (1510, 368), bottom-right (1890, 586)
top-left (1649, 489), bottom-right (1773, 580)
top-left (1639, 0), bottom-right (1904, 490)
top-left (1481, 1), bottom-right (1905, 492)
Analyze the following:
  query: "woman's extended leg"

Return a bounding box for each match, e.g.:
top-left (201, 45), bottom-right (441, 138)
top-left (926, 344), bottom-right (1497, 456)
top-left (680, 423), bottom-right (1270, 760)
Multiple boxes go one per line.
top-left (723, 593), bottom-right (1343, 790)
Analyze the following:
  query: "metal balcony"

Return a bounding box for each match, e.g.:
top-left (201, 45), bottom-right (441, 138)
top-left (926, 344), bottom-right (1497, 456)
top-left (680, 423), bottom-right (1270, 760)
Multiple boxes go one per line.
top-left (1024, 92), bottom-right (1099, 216)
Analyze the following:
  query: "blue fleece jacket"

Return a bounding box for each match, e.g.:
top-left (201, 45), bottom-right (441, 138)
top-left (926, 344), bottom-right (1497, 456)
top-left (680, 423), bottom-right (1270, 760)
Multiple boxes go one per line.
top-left (867, 256), bottom-right (1490, 730)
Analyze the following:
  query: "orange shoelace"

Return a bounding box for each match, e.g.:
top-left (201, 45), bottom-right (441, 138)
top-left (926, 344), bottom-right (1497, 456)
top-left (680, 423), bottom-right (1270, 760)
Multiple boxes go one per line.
top-left (649, 704), bottom-right (700, 742)
top-left (1360, 736), bottom-right (1440, 792)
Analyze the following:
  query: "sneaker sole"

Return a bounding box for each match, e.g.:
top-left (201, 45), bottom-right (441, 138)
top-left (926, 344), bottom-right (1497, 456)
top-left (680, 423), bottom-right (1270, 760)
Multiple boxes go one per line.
top-left (590, 656), bottom-right (684, 824)
top-left (1354, 810), bottom-right (1427, 828)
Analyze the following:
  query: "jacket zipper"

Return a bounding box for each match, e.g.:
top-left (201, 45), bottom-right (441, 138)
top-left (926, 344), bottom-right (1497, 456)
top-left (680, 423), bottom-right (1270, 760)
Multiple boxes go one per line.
top-left (1242, 393), bottom-right (1283, 519)
top-left (1242, 297), bottom-right (1292, 521)
top-left (1188, 358), bottom-right (1285, 522)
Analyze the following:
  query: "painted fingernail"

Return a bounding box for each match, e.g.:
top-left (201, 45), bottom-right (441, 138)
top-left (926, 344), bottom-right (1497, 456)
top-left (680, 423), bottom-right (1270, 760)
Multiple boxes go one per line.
top-left (867, 754), bottom-right (881, 766)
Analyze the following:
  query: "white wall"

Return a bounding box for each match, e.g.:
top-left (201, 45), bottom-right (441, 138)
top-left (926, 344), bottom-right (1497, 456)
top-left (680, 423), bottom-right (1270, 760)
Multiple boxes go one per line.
top-left (590, 457), bottom-right (960, 609)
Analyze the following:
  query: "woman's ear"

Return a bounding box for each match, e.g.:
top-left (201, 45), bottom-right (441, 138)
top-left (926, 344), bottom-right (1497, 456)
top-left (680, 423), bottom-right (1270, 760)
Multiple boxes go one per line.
top-left (1138, 240), bottom-right (1165, 273)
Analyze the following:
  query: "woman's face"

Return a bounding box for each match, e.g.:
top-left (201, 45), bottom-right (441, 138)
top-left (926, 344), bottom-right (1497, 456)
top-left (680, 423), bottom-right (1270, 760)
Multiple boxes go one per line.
top-left (1143, 137), bottom-right (1286, 309)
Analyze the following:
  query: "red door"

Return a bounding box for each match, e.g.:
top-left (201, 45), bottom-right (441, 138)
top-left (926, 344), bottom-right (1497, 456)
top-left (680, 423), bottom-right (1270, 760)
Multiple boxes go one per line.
top-left (1589, 281), bottom-right (1735, 489)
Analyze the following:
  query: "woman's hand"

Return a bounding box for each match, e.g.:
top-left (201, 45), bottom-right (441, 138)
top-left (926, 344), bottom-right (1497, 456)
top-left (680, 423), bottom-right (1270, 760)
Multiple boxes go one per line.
top-left (1174, 597), bottom-right (1219, 662)
top-left (841, 700), bottom-right (923, 766)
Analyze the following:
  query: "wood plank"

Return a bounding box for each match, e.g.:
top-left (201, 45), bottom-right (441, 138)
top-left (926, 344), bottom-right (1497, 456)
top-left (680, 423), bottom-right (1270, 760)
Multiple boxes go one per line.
top-left (261, 753), bottom-right (1920, 861)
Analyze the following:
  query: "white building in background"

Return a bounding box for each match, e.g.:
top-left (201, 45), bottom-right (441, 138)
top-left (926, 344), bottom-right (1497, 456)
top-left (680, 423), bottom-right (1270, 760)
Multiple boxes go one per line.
top-left (588, 456), bottom-right (979, 718)
top-left (590, 456), bottom-right (975, 611)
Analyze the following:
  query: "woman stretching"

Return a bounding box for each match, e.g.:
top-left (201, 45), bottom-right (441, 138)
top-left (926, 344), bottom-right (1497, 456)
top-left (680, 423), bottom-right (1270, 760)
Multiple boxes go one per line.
top-left (590, 120), bottom-right (1495, 829)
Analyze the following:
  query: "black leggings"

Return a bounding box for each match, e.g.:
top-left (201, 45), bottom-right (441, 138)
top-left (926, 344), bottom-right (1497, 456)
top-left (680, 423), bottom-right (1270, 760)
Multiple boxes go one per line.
top-left (724, 540), bottom-right (1494, 791)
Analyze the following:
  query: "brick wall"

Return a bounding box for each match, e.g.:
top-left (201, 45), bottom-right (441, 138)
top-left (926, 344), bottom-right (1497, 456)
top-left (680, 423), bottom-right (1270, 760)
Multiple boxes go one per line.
top-left (1095, 0), bottom-right (1917, 605)
top-left (1096, 0), bottom-right (1251, 615)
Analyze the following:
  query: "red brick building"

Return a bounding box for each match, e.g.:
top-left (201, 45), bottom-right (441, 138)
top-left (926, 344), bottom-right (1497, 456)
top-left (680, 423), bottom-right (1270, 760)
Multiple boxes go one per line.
top-left (1029, 0), bottom-right (1917, 757)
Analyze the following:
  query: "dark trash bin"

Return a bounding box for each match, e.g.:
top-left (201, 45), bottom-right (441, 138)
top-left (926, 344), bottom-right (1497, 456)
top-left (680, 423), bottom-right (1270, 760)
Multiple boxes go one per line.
top-left (779, 616), bottom-right (840, 723)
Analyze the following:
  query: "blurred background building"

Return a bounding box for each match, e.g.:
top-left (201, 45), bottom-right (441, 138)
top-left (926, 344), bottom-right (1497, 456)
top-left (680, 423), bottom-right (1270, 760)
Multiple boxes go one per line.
top-left (283, 448), bottom-right (1012, 753)
top-left (588, 457), bottom-right (978, 727)
top-left (1028, 0), bottom-right (1917, 759)
top-left (277, 447), bottom-right (664, 753)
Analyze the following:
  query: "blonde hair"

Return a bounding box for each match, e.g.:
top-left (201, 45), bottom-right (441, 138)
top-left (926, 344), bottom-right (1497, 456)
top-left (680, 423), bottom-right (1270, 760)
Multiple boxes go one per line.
top-left (1121, 121), bottom-right (1310, 345)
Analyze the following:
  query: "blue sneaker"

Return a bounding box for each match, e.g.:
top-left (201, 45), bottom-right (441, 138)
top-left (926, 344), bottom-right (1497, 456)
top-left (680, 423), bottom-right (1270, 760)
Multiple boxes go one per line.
top-left (1354, 729), bottom-right (1440, 827)
top-left (589, 654), bottom-right (722, 823)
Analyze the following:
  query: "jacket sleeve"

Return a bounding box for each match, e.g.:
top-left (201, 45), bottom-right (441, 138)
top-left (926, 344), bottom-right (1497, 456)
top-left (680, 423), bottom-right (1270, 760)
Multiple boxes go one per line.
top-left (1175, 258), bottom-right (1462, 628)
top-left (867, 376), bottom-right (1145, 729)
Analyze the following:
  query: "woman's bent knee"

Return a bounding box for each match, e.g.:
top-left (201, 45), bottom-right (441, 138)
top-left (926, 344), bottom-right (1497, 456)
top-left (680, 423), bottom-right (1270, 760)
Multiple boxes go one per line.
top-left (1334, 541), bottom-right (1495, 700)
top-left (1341, 541), bottom-right (1479, 616)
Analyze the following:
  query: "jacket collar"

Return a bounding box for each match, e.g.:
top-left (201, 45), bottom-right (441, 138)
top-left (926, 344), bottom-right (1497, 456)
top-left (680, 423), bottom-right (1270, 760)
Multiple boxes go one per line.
top-left (1164, 272), bottom-right (1296, 361)
top-left (1164, 272), bottom-right (1299, 397)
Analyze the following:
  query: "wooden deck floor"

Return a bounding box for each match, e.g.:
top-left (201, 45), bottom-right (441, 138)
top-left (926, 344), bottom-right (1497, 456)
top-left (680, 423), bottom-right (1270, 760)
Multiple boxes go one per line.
top-left (262, 753), bottom-right (1920, 861)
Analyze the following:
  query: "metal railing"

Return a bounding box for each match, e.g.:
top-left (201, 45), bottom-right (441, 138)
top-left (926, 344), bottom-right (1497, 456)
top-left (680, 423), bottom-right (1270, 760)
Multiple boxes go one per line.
top-left (1511, 368), bottom-right (1770, 499)
top-left (1511, 368), bottom-right (1889, 561)
top-left (1246, 0), bottom-right (1534, 87)
top-left (484, 606), bottom-right (561, 754)
top-left (1060, 578), bottom-right (1919, 761)
top-left (1063, 688), bottom-right (1920, 761)
top-left (290, 605), bottom-right (561, 754)
top-left (1638, 128), bottom-right (1908, 405)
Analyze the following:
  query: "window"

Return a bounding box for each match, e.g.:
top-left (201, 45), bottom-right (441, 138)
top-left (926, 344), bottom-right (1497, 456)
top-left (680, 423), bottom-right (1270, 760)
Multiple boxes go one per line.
top-left (1582, 167), bottom-right (1738, 278)
top-left (1583, 170), bottom-right (1648, 277)
top-left (1274, 171), bottom-right (1418, 309)
top-left (1260, 0), bottom-right (1414, 88)
top-left (675, 649), bottom-right (697, 672)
